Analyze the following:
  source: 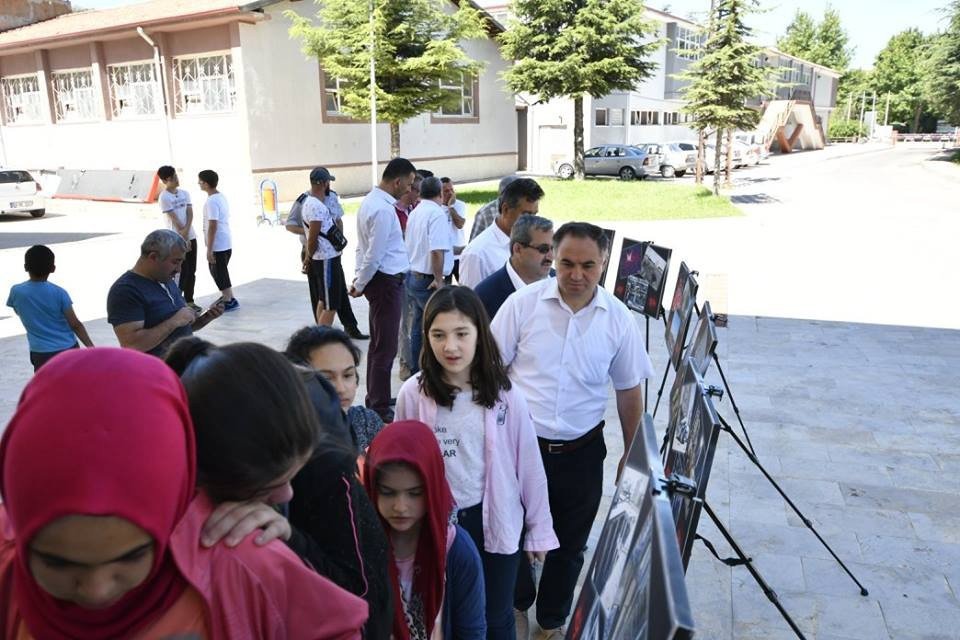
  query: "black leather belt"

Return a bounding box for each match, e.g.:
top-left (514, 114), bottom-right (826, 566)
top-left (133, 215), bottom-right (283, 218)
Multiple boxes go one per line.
top-left (378, 271), bottom-right (405, 281)
top-left (538, 421), bottom-right (605, 455)
top-left (411, 271), bottom-right (434, 279)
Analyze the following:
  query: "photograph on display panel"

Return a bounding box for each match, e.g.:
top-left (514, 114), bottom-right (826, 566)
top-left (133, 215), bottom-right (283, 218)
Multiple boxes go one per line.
top-left (665, 263), bottom-right (699, 371)
top-left (567, 415), bottom-right (695, 640)
top-left (688, 301), bottom-right (719, 377)
top-left (662, 363), bottom-right (723, 569)
top-left (599, 228), bottom-right (616, 288)
top-left (612, 239), bottom-right (673, 319)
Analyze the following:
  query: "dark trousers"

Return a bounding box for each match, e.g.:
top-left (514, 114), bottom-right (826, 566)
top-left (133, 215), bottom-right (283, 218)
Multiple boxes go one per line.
top-left (179, 238), bottom-right (197, 302)
top-left (458, 503), bottom-right (521, 640)
top-left (363, 271), bottom-right (404, 419)
top-left (30, 343), bottom-right (78, 372)
top-left (515, 435), bottom-right (606, 630)
top-left (301, 248), bottom-right (361, 331)
top-left (208, 248), bottom-right (232, 292)
top-left (405, 272), bottom-right (436, 375)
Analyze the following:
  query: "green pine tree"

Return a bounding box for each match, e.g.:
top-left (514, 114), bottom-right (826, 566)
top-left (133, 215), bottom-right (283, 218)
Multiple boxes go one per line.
top-left (287, 0), bottom-right (487, 158)
top-left (500, 0), bottom-right (661, 180)
top-left (679, 0), bottom-right (774, 195)
top-left (813, 7), bottom-right (853, 72)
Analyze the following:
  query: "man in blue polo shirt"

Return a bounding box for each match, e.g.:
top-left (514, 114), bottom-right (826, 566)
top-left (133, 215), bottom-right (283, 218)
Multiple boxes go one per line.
top-left (107, 229), bottom-right (224, 357)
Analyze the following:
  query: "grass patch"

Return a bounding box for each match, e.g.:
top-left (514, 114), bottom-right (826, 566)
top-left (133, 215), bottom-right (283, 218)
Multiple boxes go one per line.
top-left (342, 177), bottom-right (741, 222)
top-left (951, 150), bottom-right (960, 164)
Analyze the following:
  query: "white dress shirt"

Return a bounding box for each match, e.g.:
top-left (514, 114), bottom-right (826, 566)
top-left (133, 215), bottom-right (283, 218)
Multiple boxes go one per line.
top-left (504, 259), bottom-right (527, 292)
top-left (459, 219), bottom-right (510, 288)
top-left (449, 200), bottom-right (467, 264)
top-left (405, 199), bottom-right (453, 276)
top-left (354, 187), bottom-right (410, 291)
top-left (491, 278), bottom-right (655, 441)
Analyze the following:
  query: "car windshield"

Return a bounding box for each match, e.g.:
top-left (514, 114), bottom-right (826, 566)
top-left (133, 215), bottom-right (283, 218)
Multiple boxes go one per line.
top-left (0, 170), bottom-right (34, 184)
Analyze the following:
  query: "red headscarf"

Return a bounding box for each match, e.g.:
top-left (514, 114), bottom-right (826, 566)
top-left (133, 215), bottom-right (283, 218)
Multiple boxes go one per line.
top-left (0, 348), bottom-right (196, 639)
top-left (362, 420), bottom-right (454, 640)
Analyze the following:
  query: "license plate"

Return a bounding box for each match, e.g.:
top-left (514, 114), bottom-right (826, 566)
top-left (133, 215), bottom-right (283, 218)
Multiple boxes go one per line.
top-left (12, 200), bottom-right (32, 207)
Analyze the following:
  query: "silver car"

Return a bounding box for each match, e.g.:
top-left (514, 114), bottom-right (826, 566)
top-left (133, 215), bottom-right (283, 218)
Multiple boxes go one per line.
top-left (0, 169), bottom-right (45, 218)
top-left (553, 144), bottom-right (653, 181)
top-left (635, 143), bottom-right (696, 178)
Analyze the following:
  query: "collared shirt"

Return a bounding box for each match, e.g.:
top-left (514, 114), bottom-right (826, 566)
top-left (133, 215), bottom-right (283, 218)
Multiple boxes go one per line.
top-left (459, 220), bottom-right (510, 288)
top-left (491, 278), bottom-right (654, 441)
top-left (355, 187), bottom-right (410, 291)
top-left (470, 198), bottom-right (499, 240)
top-left (504, 259), bottom-right (527, 292)
top-left (448, 199), bottom-right (467, 261)
top-left (405, 199), bottom-right (453, 276)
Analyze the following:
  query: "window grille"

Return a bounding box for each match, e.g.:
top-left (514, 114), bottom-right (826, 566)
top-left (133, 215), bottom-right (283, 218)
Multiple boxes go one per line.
top-left (109, 62), bottom-right (160, 117)
top-left (0, 74), bottom-right (43, 124)
top-left (609, 108), bottom-right (624, 127)
top-left (52, 70), bottom-right (100, 122)
top-left (173, 54), bottom-right (236, 114)
top-left (437, 73), bottom-right (475, 117)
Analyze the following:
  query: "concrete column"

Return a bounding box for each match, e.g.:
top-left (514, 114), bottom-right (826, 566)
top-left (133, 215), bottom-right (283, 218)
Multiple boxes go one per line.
top-left (155, 32), bottom-right (176, 118)
top-left (89, 41), bottom-right (112, 121)
top-left (34, 49), bottom-right (55, 124)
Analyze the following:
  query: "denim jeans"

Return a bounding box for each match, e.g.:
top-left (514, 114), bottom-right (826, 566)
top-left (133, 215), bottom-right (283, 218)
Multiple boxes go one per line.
top-left (406, 272), bottom-right (437, 375)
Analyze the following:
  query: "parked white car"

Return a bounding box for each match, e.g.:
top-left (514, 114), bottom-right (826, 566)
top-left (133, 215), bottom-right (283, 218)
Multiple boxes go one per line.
top-left (634, 143), bottom-right (696, 178)
top-left (0, 169), bottom-right (45, 217)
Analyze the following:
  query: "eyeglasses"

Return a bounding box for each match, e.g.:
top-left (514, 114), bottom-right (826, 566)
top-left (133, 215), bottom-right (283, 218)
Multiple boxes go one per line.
top-left (520, 242), bottom-right (552, 255)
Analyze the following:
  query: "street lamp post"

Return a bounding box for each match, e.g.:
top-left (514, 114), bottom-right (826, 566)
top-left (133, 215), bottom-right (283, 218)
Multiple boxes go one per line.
top-left (369, 0), bottom-right (378, 187)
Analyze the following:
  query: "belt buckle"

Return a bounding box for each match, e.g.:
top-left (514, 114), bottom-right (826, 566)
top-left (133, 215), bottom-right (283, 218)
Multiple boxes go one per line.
top-left (547, 442), bottom-right (564, 454)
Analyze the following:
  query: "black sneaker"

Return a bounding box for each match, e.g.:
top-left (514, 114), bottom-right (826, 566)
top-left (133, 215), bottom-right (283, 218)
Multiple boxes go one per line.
top-left (346, 327), bottom-right (369, 340)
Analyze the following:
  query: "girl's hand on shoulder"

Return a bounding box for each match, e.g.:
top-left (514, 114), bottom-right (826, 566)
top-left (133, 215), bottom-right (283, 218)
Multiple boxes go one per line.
top-left (201, 501), bottom-right (292, 548)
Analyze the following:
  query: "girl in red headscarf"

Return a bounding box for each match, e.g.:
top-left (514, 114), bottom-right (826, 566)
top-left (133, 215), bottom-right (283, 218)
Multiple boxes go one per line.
top-left (0, 347), bottom-right (367, 639)
top-left (363, 420), bottom-right (486, 640)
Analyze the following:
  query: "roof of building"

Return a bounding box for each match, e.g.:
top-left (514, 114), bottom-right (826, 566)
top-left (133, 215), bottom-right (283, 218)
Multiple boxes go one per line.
top-left (764, 47), bottom-right (842, 78)
top-left (0, 0), bottom-right (503, 53)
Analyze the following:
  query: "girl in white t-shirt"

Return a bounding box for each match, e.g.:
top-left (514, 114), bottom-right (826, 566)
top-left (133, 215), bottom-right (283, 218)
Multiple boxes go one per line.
top-left (394, 286), bottom-right (558, 640)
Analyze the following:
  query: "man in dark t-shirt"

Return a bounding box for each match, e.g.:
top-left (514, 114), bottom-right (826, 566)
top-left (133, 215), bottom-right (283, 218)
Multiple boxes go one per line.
top-left (107, 229), bottom-right (223, 357)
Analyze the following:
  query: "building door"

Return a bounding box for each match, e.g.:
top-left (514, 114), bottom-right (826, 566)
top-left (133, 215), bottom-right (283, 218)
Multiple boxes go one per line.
top-left (517, 107), bottom-right (528, 171)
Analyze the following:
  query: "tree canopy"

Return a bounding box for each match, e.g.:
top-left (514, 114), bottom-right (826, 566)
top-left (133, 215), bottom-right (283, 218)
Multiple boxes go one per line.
top-left (777, 6), bottom-right (852, 72)
top-left (926, 0), bottom-right (960, 125)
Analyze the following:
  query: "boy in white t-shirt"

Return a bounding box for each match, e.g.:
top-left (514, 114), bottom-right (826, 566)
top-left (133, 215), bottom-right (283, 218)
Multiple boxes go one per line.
top-left (156, 165), bottom-right (201, 312)
top-left (198, 169), bottom-right (238, 311)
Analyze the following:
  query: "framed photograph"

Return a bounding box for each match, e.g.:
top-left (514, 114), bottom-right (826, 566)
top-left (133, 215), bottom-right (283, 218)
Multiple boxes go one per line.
top-left (662, 359), bottom-right (722, 569)
top-left (612, 238), bottom-right (672, 319)
top-left (688, 301), bottom-right (718, 377)
top-left (568, 415), bottom-right (695, 640)
top-left (600, 228), bottom-right (616, 288)
top-left (664, 262), bottom-right (699, 371)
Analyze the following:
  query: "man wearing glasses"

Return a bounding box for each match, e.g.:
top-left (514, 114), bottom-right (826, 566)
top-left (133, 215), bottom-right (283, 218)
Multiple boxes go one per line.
top-left (474, 214), bottom-right (555, 321)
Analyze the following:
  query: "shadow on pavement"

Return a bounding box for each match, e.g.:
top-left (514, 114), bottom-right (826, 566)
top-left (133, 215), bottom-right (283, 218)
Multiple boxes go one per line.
top-left (0, 231), bottom-right (117, 250)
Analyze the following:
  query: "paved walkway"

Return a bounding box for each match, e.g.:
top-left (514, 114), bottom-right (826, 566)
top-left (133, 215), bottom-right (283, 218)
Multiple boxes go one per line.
top-left (1, 143), bottom-right (958, 638)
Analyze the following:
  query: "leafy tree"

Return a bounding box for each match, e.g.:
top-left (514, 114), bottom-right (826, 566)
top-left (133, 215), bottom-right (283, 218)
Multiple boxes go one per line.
top-left (836, 67), bottom-right (872, 119)
top-left (287, 0), bottom-right (487, 157)
top-left (872, 28), bottom-right (933, 131)
top-left (679, 0), bottom-right (774, 194)
top-left (500, 0), bottom-right (661, 180)
top-left (777, 10), bottom-right (818, 61)
top-left (926, 0), bottom-right (960, 125)
top-left (827, 118), bottom-right (865, 138)
top-left (813, 7), bottom-right (853, 72)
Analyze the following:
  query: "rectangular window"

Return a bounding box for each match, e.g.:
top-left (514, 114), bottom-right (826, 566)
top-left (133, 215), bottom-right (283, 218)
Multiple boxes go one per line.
top-left (324, 73), bottom-right (348, 115)
top-left (437, 72), bottom-right (475, 118)
top-left (108, 62), bottom-right (160, 118)
top-left (173, 53), bottom-right (236, 115)
top-left (51, 69), bottom-right (100, 122)
top-left (663, 111), bottom-right (680, 125)
top-left (676, 26), bottom-right (703, 61)
top-left (595, 108), bottom-right (609, 126)
top-left (0, 74), bottom-right (43, 124)
top-left (609, 108), bottom-right (624, 127)
top-left (636, 110), bottom-right (659, 126)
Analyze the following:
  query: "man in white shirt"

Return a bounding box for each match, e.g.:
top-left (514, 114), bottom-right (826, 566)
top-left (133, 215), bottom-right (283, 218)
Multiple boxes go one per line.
top-left (440, 177), bottom-right (467, 282)
top-left (491, 222), bottom-right (654, 639)
top-left (459, 177), bottom-right (544, 288)
top-left (350, 157), bottom-right (417, 421)
top-left (403, 176), bottom-right (453, 374)
top-left (156, 165), bottom-right (199, 312)
top-left (469, 174), bottom-right (518, 241)
top-left (198, 169), bottom-right (237, 311)
top-left (302, 167), bottom-right (343, 327)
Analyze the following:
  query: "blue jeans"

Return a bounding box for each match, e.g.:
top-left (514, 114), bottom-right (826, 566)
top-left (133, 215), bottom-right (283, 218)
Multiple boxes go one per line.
top-left (406, 272), bottom-right (436, 375)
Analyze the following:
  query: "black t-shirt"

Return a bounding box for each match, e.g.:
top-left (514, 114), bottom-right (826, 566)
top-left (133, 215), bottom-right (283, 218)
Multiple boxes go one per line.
top-left (106, 270), bottom-right (192, 357)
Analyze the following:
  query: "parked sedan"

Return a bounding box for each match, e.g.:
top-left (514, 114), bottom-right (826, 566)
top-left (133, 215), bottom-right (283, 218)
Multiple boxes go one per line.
top-left (553, 144), bottom-right (653, 180)
top-left (634, 143), bottom-right (696, 178)
top-left (0, 169), bottom-right (45, 217)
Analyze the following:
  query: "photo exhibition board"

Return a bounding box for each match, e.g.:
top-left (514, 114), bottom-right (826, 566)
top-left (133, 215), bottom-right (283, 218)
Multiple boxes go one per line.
top-left (567, 415), bottom-right (695, 640)
top-left (599, 228), bottom-right (616, 289)
top-left (612, 238), bottom-right (673, 319)
top-left (664, 263), bottom-right (699, 371)
top-left (688, 300), bottom-right (718, 377)
top-left (662, 359), bottom-right (722, 569)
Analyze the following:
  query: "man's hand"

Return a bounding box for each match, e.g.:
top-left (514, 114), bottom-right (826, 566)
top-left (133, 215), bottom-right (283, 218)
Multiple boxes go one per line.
top-left (200, 501), bottom-right (292, 548)
top-left (206, 249), bottom-right (215, 264)
top-left (173, 306), bottom-right (197, 327)
top-left (349, 286), bottom-right (363, 298)
top-left (429, 277), bottom-right (444, 290)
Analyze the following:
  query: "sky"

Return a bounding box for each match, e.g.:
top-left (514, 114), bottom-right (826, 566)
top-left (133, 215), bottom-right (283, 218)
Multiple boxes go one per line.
top-left (75, 0), bottom-right (952, 69)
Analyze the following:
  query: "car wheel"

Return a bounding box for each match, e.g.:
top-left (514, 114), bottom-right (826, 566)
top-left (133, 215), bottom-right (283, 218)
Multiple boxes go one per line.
top-left (29, 209), bottom-right (45, 218)
top-left (661, 165), bottom-right (676, 178)
top-left (619, 166), bottom-right (636, 181)
top-left (557, 163), bottom-right (574, 180)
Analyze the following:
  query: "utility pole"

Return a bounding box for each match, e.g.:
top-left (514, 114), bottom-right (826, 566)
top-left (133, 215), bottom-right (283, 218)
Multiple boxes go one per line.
top-left (871, 92), bottom-right (877, 138)
top-left (884, 93), bottom-right (890, 126)
top-left (368, 0), bottom-right (378, 187)
top-left (858, 91), bottom-right (866, 141)
top-left (846, 93), bottom-right (852, 120)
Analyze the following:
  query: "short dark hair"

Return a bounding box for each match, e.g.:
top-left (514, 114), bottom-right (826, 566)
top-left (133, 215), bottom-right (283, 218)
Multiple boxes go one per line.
top-left (157, 165), bottom-right (176, 181)
top-left (198, 169), bottom-right (219, 188)
top-left (285, 325), bottom-right (362, 367)
top-left (440, 176), bottom-right (452, 184)
top-left (418, 286), bottom-right (511, 409)
top-left (501, 177), bottom-right (544, 210)
top-left (553, 221), bottom-right (610, 255)
top-left (383, 158), bottom-right (417, 181)
top-left (419, 176), bottom-right (443, 200)
top-left (415, 169), bottom-right (435, 179)
top-left (24, 245), bottom-right (54, 278)
top-left (165, 338), bottom-right (318, 503)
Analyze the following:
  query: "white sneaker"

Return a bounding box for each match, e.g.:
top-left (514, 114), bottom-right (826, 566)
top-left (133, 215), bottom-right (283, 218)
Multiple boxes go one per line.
top-left (532, 627), bottom-right (565, 640)
top-left (515, 609), bottom-right (530, 640)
